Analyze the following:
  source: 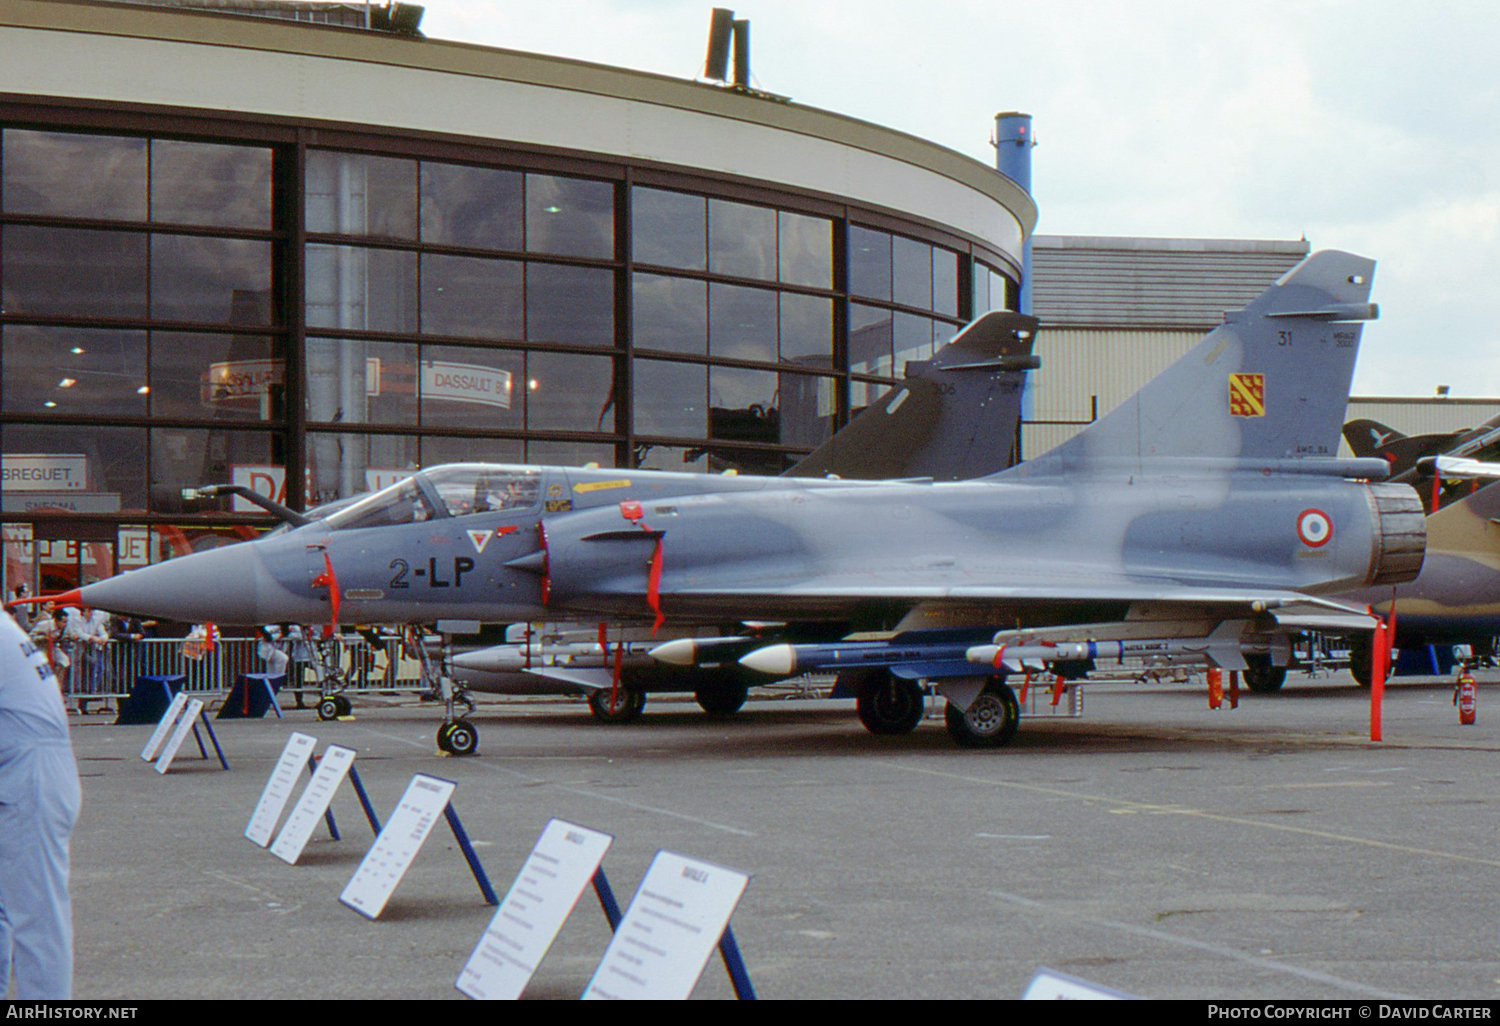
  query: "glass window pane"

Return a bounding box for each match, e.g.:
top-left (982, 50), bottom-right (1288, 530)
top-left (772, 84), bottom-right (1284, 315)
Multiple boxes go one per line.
top-left (633, 359), bottom-right (705, 438)
top-left (2, 326), bottom-right (148, 418)
top-left (422, 435), bottom-right (524, 466)
top-left (420, 162), bottom-right (523, 251)
top-left (849, 226), bottom-right (891, 301)
top-left (778, 293), bottom-right (832, 368)
top-left (151, 428), bottom-right (278, 514)
top-left (419, 344), bottom-right (523, 430)
top-left (2, 130), bottom-right (147, 220)
top-left (849, 303), bottom-right (893, 378)
top-left (526, 351), bottom-right (616, 432)
top-left (709, 282), bottom-right (776, 363)
top-left (779, 372), bottom-right (836, 448)
top-left (306, 432), bottom-right (420, 505)
top-left (633, 443), bottom-right (707, 473)
top-left (894, 312), bottom-right (933, 376)
top-left (420, 253), bottom-right (523, 340)
top-left (934, 320), bottom-right (958, 351)
top-left (527, 440), bottom-right (616, 467)
top-left (709, 199), bottom-right (775, 280)
top-left (778, 211), bottom-right (832, 289)
top-left (306, 150), bottom-right (417, 239)
top-left (972, 263), bottom-right (991, 314)
top-left (151, 140), bottom-right (272, 230)
top-left (152, 331), bottom-right (282, 422)
top-left (306, 338), bottom-right (417, 426)
top-left (851, 379), bottom-right (893, 417)
top-left (710, 366), bottom-right (779, 444)
top-left (1, 424), bottom-right (147, 514)
top-left (526, 174), bottom-right (614, 259)
top-left (526, 264), bottom-right (614, 346)
top-left (1, 226), bottom-right (147, 319)
top-left (152, 235), bottom-right (272, 325)
top-left (306, 244), bottom-right (418, 333)
top-left (933, 248), bottom-right (960, 317)
top-left (893, 235), bottom-right (933, 310)
top-left (632, 273), bottom-right (705, 355)
top-left (631, 187), bottom-right (705, 271)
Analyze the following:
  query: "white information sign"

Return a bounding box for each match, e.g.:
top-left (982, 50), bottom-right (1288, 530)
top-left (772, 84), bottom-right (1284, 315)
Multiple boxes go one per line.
top-left (583, 851), bottom-right (749, 1001)
top-left (153, 698), bottom-right (205, 774)
top-left (139, 692), bottom-right (190, 762)
top-left (245, 732), bottom-right (318, 847)
top-left (456, 819), bottom-right (614, 1000)
top-left (340, 774), bottom-right (457, 920)
top-left (270, 745), bottom-right (357, 865)
top-left (1020, 967), bottom-right (1137, 1000)
top-left (0, 454), bottom-right (87, 492)
top-left (420, 360), bottom-right (513, 409)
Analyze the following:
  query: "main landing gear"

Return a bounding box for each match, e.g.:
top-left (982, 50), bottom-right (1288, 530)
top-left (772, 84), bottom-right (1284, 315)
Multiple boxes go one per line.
top-left (850, 670), bottom-right (925, 735)
top-left (944, 677), bottom-right (1019, 748)
top-left (588, 686), bottom-right (647, 724)
top-left (1241, 653), bottom-right (1288, 693)
top-left (317, 694), bottom-right (352, 721)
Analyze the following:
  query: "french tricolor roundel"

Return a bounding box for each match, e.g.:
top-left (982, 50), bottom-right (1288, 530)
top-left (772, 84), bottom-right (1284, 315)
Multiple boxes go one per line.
top-left (1296, 508), bottom-right (1332, 548)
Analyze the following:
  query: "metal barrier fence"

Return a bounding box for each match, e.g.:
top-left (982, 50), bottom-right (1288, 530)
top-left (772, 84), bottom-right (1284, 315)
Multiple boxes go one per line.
top-left (50, 636), bottom-right (431, 701)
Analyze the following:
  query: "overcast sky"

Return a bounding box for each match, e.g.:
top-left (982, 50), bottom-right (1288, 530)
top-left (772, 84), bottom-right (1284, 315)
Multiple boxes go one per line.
top-left (419, 1), bottom-right (1500, 399)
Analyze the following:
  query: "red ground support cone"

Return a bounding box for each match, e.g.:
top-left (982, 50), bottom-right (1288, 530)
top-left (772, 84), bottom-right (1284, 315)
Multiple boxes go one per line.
top-left (1207, 667), bottom-right (1222, 709)
top-left (1455, 669), bottom-right (1476, 725)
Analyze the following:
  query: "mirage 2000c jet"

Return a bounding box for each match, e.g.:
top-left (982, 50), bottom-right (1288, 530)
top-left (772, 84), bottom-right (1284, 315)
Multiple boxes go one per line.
top-left (65, 251), bottom-right (1426, 749)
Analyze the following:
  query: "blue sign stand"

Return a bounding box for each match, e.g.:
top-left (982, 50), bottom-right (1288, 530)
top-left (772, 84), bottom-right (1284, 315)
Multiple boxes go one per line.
top-left (306, 758), bottom-right (382, 841)
top-left (443, 802), bottom-right (498, 906)
top-left (190, 714), bottom-right (230, 771)
top-left (587, 865), bottom-right (756, 1000)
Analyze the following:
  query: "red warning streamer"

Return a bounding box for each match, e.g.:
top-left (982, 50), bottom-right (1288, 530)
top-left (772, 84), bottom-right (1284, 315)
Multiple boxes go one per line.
top-left (311, 551), bottom-right (341, 639)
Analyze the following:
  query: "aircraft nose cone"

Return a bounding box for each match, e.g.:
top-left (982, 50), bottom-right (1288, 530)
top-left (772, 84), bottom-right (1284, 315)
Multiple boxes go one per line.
top-left (79, 542), bottom-right (304, 625)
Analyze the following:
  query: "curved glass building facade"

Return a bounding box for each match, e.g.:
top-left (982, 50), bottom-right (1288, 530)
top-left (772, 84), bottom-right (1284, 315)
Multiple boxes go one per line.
top-left (0, 0), bottom-right (1033, 593)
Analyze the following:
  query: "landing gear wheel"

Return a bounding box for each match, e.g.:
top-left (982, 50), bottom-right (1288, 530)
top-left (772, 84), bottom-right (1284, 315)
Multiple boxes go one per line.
top-left (436, 721), bottom-right (455, 750)
top-left (1348, 635), bottom-right (1389, 688)
top-left (695, 682), bottom-right (748, 717)
top-left (441, 720), bottom-right (478, 756)
top-left (317, 696), bottom-right (341, 721)
top-left (945, 678), bottom-right (1020, 748)
top-left (855, 672), bottom-right (925, 735)
top-left (335, 694), bottom-right (352, 717)
top-left (588, 687), bottom-right (646, 724)
top-left (1242, 655), bottom-right (1287, 693)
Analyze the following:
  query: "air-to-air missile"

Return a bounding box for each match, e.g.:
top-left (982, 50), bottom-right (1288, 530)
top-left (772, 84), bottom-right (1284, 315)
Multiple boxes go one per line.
top-left (61, 250), bottom-right (1425, 749)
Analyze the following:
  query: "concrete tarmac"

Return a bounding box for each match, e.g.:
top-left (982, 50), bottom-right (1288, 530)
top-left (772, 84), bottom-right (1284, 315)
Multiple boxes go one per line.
top-left (63, 673), bottom-right (1500, 1000)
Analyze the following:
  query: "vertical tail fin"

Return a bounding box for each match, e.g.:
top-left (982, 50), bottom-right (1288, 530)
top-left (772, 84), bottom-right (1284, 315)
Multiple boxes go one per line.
top-left (788, 311), bottom-right (1039, 481)
top-left (1012, 250), bottom-right (1377, 475)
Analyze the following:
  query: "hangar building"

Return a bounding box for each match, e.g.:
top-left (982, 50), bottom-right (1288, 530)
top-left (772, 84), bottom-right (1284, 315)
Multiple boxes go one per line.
top-left (0, 0), bottom-right (1032, 593)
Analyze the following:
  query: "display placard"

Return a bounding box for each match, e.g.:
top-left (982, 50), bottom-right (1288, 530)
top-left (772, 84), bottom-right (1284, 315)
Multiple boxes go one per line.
top-left (270, 745), bottom-right (356, 864)
top-left (583, 851), bottom-right (749, 1001)
top-left (339, 774), bottom-right (457, 920)
top-left (1020, 966), bottom-right (1136, 1000)
top-left (245, 732), bottom-right (318, 847)
top-left (456, 819), bottom-right (613, 1000)
top-left (139, 691), bottom-right (190, 761)
top-left (153, 698), bottom-right (204, 774)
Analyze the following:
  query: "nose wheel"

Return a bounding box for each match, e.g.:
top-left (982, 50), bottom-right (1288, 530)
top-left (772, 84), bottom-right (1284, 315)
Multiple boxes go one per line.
top-left (317, 694), bottom-right (351, 721)
top-left (438, 719), bottom-right (479, 756)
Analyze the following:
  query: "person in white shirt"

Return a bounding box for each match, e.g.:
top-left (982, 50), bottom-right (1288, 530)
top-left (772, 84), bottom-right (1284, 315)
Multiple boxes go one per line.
top-left (0, 610), bottom-right (81, 999)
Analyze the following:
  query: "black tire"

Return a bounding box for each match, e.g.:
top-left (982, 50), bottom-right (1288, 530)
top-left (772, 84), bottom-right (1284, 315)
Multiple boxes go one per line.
top-left (945, 678), bottom-right (1020, 748)
top-left (436, 721), bottom-right (455, 751)
top-left (587, 686), bottom-right (646, 724)
top-left (1242, 655), bottom-right (1287, 693)
top-left (855, 671), bottom-right (925, 735)
top-left (317, 696), bottom-right (340, 721)
top-left (334, 694), bottom-right (352, 717)
top-left (1348, 635), bottom-right (1389, 688)
top-left (444, 720), bottom-right (479, 756)
top-left (695, 682), bottom-right (748, 717)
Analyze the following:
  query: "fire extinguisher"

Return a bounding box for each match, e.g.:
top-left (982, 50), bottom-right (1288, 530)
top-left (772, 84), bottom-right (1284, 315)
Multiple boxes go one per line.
top-left (1454, 667), bottom-right (1477, 725)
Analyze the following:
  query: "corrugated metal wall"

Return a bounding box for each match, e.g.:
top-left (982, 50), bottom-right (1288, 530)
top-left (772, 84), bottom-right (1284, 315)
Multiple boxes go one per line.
top-left (1031, 236), bottom-right (1310, 330)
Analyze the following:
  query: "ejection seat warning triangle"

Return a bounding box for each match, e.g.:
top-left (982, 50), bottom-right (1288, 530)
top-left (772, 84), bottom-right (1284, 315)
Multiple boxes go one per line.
top-left (583, 851), bottom-right (750, 1001)
top-left (271, 744), bottom-right (357, 864)
top-left (456, 819), bottom-right (614, 1000)
top-left (245, 732), bottom-right (317, 847)
top-left (139, 691), bottom-right (190, 761)
top-left (340, 773), bottom-right (457, 920)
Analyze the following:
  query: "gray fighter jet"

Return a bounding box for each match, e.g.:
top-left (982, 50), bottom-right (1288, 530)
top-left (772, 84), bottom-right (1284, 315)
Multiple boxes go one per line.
top-left (64, 249), bottom-right (1425, 748)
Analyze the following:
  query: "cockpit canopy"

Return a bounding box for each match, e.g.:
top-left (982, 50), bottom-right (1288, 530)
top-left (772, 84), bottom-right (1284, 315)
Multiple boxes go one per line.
top-left (323, 465), bottom-right (541, 531)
